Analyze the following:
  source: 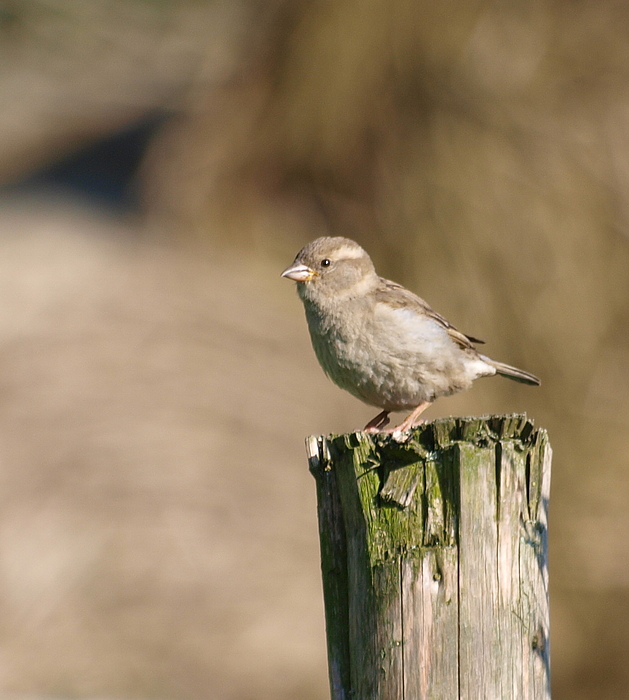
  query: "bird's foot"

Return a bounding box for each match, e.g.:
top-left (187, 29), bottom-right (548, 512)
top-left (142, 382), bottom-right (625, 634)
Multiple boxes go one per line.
top-left (363, 410), bottom-right (390, 432)
top-left (382, 401), bottom-right (432, 435)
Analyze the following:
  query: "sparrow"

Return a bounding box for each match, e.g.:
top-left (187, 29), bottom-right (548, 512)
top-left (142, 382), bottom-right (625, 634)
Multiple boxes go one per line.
top-left (281, 236), bottom-right (540, 433)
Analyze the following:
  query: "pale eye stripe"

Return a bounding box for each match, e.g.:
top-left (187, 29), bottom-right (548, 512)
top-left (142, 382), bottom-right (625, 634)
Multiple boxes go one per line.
top-left (333, 245), bottom-right (364, 260)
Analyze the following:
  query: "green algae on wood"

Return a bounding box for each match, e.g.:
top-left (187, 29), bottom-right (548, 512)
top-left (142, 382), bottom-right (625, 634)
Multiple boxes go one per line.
top-left (306, 414), bottom-right (551, 700)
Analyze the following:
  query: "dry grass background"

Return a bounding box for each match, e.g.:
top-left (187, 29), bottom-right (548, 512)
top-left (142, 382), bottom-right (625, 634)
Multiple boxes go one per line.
top-left (0, 1), bottom-right (629, 698)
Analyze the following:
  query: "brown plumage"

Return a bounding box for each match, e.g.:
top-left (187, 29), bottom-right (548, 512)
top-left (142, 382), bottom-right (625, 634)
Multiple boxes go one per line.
top-left (282, 236), bottom-right (540, 432)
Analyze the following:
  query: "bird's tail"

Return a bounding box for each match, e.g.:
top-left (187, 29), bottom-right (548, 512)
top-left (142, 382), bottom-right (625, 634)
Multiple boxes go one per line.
top-left (480, 355), bottom-right (541, 386)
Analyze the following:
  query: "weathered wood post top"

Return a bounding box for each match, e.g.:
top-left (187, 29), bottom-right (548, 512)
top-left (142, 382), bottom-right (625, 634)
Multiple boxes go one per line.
top-left (306, 413), bottom-right (551, 700)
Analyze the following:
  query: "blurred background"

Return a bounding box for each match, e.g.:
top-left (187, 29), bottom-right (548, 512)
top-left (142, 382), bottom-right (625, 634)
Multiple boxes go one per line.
top-left (0, 0), bottom-right (627, 698)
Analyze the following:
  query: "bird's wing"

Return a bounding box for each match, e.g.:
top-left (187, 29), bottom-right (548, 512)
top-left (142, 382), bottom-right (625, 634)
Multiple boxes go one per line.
top-left (376, 277), bottom-right (485, 351)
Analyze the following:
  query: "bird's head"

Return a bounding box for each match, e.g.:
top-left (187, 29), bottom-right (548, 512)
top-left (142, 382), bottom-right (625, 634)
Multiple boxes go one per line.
top-left (281, 236), bottom-right (377, 304)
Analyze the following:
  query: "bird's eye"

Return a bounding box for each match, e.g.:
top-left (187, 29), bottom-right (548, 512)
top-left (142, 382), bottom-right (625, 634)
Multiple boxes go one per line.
top-left (321, 259), bottom-right (331, 267)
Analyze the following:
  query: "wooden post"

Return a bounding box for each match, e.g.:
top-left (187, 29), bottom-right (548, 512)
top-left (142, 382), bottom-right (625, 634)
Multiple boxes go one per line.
top-left (306, 414), bottom-right (551, 700)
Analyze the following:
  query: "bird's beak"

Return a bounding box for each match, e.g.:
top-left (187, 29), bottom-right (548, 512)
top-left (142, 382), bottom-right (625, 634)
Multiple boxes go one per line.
top-left (281, 263), bottom-right (318, 282)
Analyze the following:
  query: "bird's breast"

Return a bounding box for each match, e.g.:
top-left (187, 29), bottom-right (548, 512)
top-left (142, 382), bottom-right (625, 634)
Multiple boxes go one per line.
top-left (302, 297), bottom-right (486, 410)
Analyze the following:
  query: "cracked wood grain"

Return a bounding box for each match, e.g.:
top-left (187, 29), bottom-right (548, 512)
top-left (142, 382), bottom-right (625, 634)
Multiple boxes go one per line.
top-left (307, 414), bottom-right (552, 700)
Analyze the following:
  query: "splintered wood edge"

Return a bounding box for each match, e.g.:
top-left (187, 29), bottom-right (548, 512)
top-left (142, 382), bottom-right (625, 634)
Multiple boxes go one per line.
top-left (313, 413), bottom-right (532, 445)
top-left (307, 413), bottom-right (539, 452)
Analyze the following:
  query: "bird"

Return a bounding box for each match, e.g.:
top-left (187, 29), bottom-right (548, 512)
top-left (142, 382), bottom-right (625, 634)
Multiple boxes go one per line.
top-left (281, 236), bottom-right (540, 433)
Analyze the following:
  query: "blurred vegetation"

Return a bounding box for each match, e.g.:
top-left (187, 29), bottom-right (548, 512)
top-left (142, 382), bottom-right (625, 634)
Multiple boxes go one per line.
top-left (0, 0), bottom-right (628, 699)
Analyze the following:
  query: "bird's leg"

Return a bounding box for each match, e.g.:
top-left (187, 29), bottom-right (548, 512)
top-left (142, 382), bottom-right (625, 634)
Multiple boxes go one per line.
top-left (386, 401), bottom-right (431, 433)
top-left (363, 410), bottom-right (390, 432)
